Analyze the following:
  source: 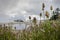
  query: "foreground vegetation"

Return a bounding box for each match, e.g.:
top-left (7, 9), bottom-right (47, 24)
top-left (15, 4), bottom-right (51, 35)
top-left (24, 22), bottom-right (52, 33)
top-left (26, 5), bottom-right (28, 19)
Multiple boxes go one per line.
top-left (0, 20), bottom-right (60, 40)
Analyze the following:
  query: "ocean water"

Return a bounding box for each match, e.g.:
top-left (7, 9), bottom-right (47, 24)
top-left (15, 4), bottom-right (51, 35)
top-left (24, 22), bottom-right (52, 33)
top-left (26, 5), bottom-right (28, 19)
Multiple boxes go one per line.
top-left (12, 24), bottom-right (26, 30)
top-left (11, 20), bottom-right (42, 30)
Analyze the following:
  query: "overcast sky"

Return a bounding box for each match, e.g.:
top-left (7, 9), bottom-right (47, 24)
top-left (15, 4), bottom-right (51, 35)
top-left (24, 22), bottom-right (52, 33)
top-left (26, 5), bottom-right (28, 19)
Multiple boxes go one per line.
top-left (0, 0), bottom-right (60, 22)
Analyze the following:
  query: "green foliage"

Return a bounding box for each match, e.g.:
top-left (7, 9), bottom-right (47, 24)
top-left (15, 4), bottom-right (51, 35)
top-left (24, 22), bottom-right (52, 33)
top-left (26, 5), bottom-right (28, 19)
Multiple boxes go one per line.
top-left (0, 27), bottom-right (16, 40)
top-left (15, 20), bottom-right (60, 40)
top-left (50, 8), bottom-right (60, 20)
top-left (0, 20), bottom-right (60, 40)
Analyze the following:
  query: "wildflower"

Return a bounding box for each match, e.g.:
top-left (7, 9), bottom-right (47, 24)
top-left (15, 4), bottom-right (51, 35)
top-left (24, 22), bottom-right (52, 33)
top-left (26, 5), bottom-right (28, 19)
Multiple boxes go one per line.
top-left (33, 17), bottom-right (37, 25)
top-left (42, 3), bottom-right (45, 20)
top-left (45, 11), bottom-right (49, 18)
top-left (42, 3), bottom-right (45, 10)
top-left (39, 13), bottom-right (42, 24)
top-left (29, 16), bottom-right (31, 20)
top-left (40, 13), bottom-right (42, 17)
top-left (50, 5), bottom-right (53, 10)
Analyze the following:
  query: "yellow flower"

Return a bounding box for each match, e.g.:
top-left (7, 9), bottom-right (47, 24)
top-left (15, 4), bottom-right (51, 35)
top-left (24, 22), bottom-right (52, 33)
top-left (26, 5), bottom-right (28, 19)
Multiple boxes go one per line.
top-left (45, 11), bottom-right (49, 18)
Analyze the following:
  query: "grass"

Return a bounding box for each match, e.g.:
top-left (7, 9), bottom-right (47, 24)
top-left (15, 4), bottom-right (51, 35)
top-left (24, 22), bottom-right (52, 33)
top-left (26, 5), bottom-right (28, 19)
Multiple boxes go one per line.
top-left (0, 20), bottom-right (60, 40)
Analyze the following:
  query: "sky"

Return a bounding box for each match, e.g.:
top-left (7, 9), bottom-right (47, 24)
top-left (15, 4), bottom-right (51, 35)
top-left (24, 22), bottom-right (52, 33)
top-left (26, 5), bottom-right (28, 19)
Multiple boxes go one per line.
top-left (0, 0), bottom-right (60, 22)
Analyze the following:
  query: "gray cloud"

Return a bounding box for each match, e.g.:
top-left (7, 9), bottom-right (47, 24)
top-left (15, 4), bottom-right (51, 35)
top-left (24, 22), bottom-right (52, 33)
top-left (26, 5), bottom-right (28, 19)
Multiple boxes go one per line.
top-left (53, 0), bottom-right (60, 8)
top-left (0, 0), bottom-right (60, 22)
top-left (0, 0), bottom-right (19, 22)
